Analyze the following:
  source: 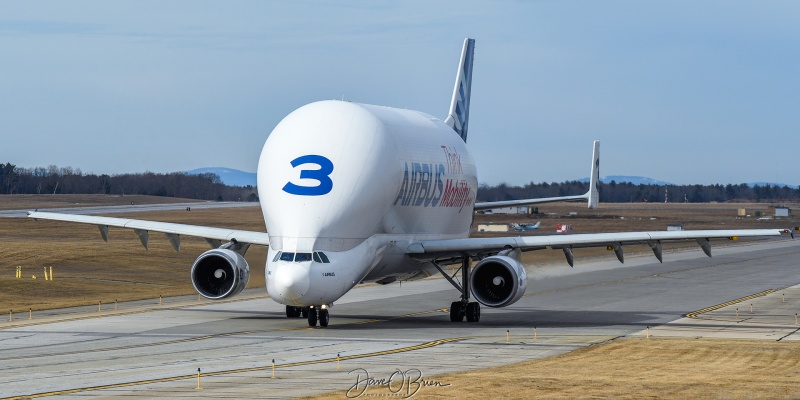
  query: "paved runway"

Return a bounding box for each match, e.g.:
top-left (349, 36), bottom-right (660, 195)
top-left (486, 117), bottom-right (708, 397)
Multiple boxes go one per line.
top-left (1, 239), bottom-right (798, 399)
top-left (0, 201), bottom-right (258, 218)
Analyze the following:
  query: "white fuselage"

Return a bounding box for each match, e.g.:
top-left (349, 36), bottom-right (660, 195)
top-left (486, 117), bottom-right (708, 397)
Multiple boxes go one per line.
top-left (258, 100), bottom-right (477, 306)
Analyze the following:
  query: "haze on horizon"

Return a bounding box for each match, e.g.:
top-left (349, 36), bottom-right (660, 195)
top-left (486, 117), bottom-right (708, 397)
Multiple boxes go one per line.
top-left (1, 1), bottom-right (798, 186)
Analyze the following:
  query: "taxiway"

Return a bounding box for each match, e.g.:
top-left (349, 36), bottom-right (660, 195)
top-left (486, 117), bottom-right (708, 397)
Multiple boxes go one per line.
top-left (1, 239), bottom-right (798, 399)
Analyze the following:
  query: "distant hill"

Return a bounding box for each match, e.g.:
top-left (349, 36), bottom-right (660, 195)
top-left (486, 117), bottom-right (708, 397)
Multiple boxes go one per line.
top-left (187, 167), bottom-right (257, 187)
top-left (579, 175), bottom-right (673, 185)
top-left (575, 176), bottom-right (797, 188)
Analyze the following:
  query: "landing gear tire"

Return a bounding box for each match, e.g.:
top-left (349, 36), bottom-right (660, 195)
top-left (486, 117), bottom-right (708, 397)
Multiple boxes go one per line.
top-left (466, 302), bottom-right (480, 322)
top-left (319, 309), bottom-right (330, 327)
top-left (301, 307), bottom-right (309, 318)
top-left (449, 301), bottom-right (464, 322)
top-left (307, 307), bottom-right (318, 327)
top-left (286, 305), bottom-right (299, 318)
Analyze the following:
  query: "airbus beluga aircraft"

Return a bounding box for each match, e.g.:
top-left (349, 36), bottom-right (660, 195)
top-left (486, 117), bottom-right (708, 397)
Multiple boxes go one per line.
top-left (30, 38), bottom-right (791, 328)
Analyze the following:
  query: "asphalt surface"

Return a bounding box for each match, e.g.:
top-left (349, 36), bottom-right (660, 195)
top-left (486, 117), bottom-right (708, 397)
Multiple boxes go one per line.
top-left (0, 201), bottom-right (259, 218)
top-left (1, 239), bottom-right (798, 399)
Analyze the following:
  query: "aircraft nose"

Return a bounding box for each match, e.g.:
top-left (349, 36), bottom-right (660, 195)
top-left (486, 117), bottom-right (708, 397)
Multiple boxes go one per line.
top-left (273, 264), bottom-right (310, 302)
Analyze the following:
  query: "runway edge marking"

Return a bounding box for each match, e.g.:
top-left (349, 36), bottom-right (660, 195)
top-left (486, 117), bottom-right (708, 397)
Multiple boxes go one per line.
top-left (1, 337), bottom-right (468, 399)
top-left (0, 295), bottom-right (270, 331)
top-left (684, 289), bottom-right (777, 319)
top-left (0, 308), bottom-right (450, 362)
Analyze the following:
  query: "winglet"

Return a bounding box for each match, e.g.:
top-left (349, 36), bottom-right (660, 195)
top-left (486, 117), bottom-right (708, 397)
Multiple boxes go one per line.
top-left (587, 140), bottom-right (600, 209)
top-left (444, 38), bottom-right (475, 142)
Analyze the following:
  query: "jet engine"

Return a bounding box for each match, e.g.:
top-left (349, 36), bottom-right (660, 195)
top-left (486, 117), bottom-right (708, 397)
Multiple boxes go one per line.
top-left (191, 249), bottom-right (250, 300)
top-left (469, 255), bottom-right (527, 307)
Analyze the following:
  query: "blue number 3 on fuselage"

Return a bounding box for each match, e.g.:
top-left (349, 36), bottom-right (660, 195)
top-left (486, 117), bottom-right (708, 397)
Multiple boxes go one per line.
top-left (282, 155), bottom-right (334, 196)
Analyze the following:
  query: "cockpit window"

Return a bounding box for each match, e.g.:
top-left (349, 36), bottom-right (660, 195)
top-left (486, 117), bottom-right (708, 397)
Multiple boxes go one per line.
top-left (295, 253), bottom-right (313, 262)
top-left (275, 251), bottom-right (329, 263)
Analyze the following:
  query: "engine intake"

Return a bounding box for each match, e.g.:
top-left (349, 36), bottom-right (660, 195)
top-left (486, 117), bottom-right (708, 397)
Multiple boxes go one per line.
top-left (469, 255), bottom-right (527, 307)
top-left (191, 249), bottom-right (250, 300)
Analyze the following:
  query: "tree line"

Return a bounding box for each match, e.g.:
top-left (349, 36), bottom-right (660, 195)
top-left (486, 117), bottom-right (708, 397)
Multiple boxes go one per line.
top-left (3, 161), bottom-right (797, 203)
top-left (477, 180), bottom-right (800, 203)
top-left (0, 162), bottom-right (257, 201)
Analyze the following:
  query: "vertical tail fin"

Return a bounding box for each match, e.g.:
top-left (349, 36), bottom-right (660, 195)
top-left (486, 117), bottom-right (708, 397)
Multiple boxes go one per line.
top-left (587, 140), bottom-right (600, 209)
top-left (444, 38), bottom-right (475, 142)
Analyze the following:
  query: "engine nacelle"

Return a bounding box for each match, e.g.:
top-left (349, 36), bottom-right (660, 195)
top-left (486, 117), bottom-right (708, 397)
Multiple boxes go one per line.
top-left (191, 249), bottom-right (250, 300)
top-left (469, 255), bottom-right (527, 307)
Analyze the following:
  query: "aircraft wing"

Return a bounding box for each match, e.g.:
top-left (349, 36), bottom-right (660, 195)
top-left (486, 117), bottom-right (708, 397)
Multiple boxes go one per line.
top-left (27, 211), bottom-right (269, 251)
top-left (407, 228), bottom-right (790, 266)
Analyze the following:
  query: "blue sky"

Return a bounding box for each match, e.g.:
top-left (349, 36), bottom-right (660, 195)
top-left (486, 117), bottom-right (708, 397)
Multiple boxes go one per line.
top-left (1, 1), bottom-right (798, 185)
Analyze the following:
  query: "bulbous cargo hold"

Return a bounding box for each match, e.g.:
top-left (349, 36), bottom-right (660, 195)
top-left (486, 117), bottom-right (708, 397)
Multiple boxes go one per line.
top-left (257, 100), bottom-right (477, 254)
top-left (469, 255), bottom-right (528, 307)
top-left (191, 249), bottom-right (250, 299)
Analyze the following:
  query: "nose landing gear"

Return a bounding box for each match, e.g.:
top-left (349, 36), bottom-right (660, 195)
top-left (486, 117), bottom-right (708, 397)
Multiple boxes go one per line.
top-left (306, 306), bottom-right (330, 327)
top-left (319, 308), bottom-right (330, 327)
top-left (307, 307), bottom-right (317, 326)
top-left (286, 305), bottom-right (330, 327)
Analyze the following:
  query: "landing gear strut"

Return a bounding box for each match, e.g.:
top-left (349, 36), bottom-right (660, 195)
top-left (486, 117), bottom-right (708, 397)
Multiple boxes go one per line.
top-left (433, 254), bottom-right (480, 322)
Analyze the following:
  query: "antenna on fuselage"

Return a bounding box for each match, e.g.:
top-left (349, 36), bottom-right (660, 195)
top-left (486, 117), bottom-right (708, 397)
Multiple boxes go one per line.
top-left (444, 38), bottom-right (475, 143)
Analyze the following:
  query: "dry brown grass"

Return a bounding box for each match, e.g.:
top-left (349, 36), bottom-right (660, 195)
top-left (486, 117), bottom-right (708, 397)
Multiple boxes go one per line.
top-left (0, 203), bottom-right (266, 311)
top-left (477, 201), bottom-right (798, 233)
top-left (479, 202), bottom-right (800, 266)
top-left (305, 338), bottom-right (800, 399)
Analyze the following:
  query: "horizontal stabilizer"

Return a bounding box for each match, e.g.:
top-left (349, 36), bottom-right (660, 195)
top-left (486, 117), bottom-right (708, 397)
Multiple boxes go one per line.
top-left (474, 140), bottom-right (600, 211)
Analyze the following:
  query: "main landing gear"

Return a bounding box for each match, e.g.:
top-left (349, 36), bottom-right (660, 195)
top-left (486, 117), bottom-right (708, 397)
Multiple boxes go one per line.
top-left (450, 301), bottom-right (480, 322)
top-left (432, 254), bottom-right (481, 322)
top-left (286, 305), bottom-right (309, 318)
top-left (286, 305), bottom-right (329, 327)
